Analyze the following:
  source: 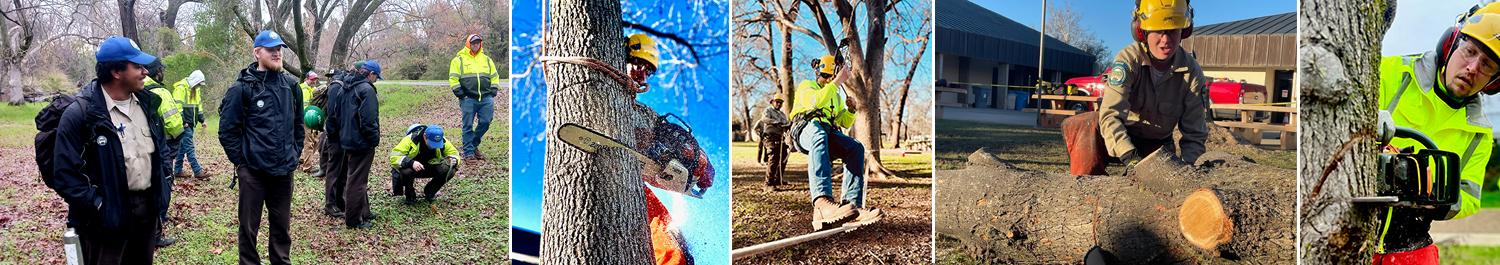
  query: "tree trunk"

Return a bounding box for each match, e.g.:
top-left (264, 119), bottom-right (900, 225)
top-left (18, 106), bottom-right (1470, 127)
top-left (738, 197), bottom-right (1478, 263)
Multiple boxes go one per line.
top-left (118, 0), bottom-right (139, 39)
top-left (936, 148), bottom-right (1295, 264)
top-left (776, 2), bottom-right (796, 115)
top-left (3, 63), bottom-right (20, 104)
top-left (161, 0), bottom-right (199, 29)
top-left (1298, 0), bottom-right (1395, 264)
top-left (539, 0), bottom-right (653, 264)
top-left (889, 34), bottom-right (929, 149)
top-left (329, 0), bottom-right (386, 68)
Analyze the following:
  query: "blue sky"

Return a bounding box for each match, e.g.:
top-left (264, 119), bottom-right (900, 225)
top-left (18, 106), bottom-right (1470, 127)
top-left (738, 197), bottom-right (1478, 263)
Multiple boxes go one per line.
top-left (511, 0), bottom-right (731, 262)
top-left (1382, 0), bottom-right (1482, 55)
top-left (975, 0), bottom-right (1296, 56)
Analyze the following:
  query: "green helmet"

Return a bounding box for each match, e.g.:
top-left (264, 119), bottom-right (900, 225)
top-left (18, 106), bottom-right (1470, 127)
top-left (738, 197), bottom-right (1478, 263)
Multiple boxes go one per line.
top-left (303, 105), bottom-right (324, 130)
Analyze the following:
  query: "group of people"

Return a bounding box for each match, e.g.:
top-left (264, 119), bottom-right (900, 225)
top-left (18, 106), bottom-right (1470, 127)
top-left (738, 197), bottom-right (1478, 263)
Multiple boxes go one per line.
top-left (40, 29), bottom-right (502, 264)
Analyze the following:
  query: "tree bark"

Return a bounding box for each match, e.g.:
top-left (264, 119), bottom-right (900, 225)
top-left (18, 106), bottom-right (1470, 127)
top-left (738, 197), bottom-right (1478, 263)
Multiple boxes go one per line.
top-left (936, 148), bottom-right (1295, 264)
top-left (160, 0), bottom-right (200, 29)
top-left (776, 0), bottom-right (797, 115)
top-left (329, 0), bottom-right (386, 68)
top-left (1298, 0), bottom-right (1395, 264)
top-left (118, 0), bottom-right (139, 39)
top-left (539, 0), bottom-right (653, 264)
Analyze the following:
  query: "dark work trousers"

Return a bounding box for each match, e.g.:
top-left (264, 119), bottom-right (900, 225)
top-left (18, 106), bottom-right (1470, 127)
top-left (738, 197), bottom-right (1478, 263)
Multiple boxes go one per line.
top-left (160, 137), bottom-right (180, 224)
top-left (343, 149), bottom-right (376, 226)
top-left (761, 136), bottom-right (788, 186)
top-left (321, 134), bottom-right (345, 214)
top-left (79, 190), bottom-right (158, 265)
top-left (396, 163), bottom-right (453, 202)
top-left (1061, 111), bottom-right (1168, 176)
top-left (236, 166), bottom-right (292, 265)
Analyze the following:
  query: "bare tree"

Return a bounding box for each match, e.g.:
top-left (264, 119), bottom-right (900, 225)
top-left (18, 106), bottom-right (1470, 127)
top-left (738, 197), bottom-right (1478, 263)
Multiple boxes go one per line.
top-left (883, 2), bottom-right (929, 147)
top-left (1298, 0), bottom-right (1397, 264)
top-left (1044, 0), bottom-right (1107, 73)
top-left (328, 0), bottom-right (388, 68)
top-left (159, 0), bottom-right (202, 29)
top-left (538, 0), bottom-right (652, 263)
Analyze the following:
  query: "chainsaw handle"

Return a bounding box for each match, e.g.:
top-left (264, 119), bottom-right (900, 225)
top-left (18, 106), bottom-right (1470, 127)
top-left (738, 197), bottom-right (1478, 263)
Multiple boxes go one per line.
top-left (1393, 127), bottom-right (1440, 150)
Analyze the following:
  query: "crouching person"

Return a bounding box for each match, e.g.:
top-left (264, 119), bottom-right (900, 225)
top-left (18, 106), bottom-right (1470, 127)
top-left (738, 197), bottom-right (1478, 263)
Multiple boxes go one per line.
top-left (389, 124), bottom-right (461, 205)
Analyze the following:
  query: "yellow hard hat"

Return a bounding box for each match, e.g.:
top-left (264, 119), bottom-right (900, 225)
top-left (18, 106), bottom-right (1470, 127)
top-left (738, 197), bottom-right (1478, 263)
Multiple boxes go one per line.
top-left (627, 34), bottom-right (659, 69)
top-left (817, 55), bottom-right (835, 76)
top-left (1461, 4), bottom-right (1500, 60)
top-left (1135, 0), bottom-right (1191, 31)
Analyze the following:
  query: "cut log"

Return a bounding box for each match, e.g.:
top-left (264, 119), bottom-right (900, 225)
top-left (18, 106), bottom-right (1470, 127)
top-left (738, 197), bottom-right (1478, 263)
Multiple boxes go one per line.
top-left (935, 148), bottom-right (1294, 264)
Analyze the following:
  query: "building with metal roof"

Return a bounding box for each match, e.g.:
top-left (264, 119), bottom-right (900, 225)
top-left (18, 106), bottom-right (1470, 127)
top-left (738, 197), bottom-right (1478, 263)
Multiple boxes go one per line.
top-left (935, 0), bottom-right (1098, 112)
top-left (1180, 12), bottom-right (1298, 105)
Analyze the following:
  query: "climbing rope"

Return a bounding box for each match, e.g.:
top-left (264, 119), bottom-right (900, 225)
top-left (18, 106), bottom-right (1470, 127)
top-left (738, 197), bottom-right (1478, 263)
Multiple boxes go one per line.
top-left (538, 56), bottom-right (648, 94)
top-left (536, 0), bottom-right (648, 95)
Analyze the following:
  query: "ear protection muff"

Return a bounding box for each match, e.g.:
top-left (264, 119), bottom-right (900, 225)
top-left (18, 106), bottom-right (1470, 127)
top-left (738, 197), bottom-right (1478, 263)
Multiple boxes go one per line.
top-left (1435, 5), bottom-right (1500, 95)
top-left (1132, 0), bottom-right (1194, 42)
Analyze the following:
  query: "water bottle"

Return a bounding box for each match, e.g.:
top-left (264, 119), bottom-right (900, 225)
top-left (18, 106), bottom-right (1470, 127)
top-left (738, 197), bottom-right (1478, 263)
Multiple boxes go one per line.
top-left (63, 227), bottom-right (81, 265)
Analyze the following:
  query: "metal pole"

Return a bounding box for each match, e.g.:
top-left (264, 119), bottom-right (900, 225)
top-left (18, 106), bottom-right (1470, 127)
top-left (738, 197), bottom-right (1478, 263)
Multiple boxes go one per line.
top-left (730, 224), bottom-right (865, 259)
top-left (1036, 0), bottom-right (1047, 126)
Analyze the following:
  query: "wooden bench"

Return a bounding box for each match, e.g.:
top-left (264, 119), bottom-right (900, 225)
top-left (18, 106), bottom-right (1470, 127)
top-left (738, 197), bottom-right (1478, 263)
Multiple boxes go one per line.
top-left (1209, 104), bottom-right (1298, 150)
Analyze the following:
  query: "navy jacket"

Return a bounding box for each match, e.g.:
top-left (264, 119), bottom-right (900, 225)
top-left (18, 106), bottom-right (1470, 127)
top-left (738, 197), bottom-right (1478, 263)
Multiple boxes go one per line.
top-left (335, 74), bottom-right (380, 151)
top-left (219, 62), bottom-right (305, 176)
top-left (48, 80), bottom-right (167, 229)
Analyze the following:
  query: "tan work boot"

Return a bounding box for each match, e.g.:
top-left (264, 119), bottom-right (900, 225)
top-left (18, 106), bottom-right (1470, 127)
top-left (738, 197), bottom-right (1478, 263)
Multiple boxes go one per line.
top-left (811, 197), bottom-right (857, 230)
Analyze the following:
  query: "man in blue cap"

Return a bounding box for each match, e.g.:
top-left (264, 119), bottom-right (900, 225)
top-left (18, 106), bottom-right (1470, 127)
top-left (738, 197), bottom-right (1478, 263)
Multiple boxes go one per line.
top-left (331, 59), bottom-right (381, 228)
top-left (218, 30), bottom-right (304, 264)
top-left (43, 36), bottom-right (167, 264)
top-left (388, 124), bottom-right (461, 205)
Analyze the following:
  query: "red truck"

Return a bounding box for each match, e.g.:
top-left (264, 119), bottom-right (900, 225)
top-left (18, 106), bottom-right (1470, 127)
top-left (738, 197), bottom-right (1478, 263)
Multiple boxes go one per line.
top-left (1059, 75), bottom-right (1267, 120)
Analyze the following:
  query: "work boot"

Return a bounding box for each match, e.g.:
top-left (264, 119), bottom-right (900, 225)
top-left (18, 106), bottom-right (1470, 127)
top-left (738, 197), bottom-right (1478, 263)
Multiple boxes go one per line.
top-left (347, 221), bottom-right (373, 229)
top-left (811, 197), bottom-right (856, 230)
top-left (853, 207), bottom-right (884, 224)
top-left (324, 207), bottom-right (344, 218)
top-left (174, 171), bottom-right (191, 179)
top-left (194, 172), bottom-right (214, 180)
top-left (310, 168), bottom-right (324, 178)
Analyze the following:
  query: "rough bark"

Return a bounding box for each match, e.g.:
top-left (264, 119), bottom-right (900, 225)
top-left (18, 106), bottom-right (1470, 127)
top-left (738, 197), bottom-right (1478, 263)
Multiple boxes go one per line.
top-left (1298, 0), bottom-right (1395, 264)
top-left (159, 0), bottom-right (200, 29)
top-left (538, 0), bottom-right (653, 264)
top-left (328, 0), bottom-right (386, 68)
top-left (935, 148), bottom-right (1295, 264)
top-left (118, 0), bottom-right (139, 39)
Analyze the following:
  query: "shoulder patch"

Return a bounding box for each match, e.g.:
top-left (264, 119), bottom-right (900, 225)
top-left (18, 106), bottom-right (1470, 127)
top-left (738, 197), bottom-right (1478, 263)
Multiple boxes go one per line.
top-left (1106, 62), bottom-right (1128, 87)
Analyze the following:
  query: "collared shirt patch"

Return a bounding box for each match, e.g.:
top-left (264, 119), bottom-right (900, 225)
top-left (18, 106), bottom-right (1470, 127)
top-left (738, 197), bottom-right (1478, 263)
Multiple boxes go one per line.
top-left (1106, 61), bottom-right (1128, 87)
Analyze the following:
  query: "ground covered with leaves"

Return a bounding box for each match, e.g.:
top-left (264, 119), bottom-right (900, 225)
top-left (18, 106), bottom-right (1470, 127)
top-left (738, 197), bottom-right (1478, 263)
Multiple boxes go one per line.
top-left (0, 82), bottom-right (510, 263)
top-left (730, 141), bottom-right (933, 264)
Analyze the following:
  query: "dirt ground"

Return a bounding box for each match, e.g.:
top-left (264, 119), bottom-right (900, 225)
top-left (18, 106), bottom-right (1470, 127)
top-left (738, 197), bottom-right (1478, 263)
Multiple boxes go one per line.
top-left (0, 84), bottom-right (511, 263)
top-left (731, 141), bottom-right (933, 264)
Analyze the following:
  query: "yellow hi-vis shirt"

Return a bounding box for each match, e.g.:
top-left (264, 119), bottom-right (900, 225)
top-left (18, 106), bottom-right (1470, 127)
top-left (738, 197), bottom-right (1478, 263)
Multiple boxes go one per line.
top-left (790, 80), bottom-right (854, 128)
top-left (1379, 52), bottom-right (1493, 220)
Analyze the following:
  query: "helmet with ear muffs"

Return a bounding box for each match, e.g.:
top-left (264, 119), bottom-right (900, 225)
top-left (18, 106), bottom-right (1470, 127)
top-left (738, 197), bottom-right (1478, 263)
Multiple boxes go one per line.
top-left (1438, 3), bottom-right (1500, 95)
top-left (1132, 0), bottom-right (1193, 42)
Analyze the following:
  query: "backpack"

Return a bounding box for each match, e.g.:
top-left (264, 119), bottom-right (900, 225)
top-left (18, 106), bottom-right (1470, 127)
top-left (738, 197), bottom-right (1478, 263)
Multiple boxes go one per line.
top-left (310, 77), bottom-right (346, 111)
top-left (34, 94), bottom-right (91, 183)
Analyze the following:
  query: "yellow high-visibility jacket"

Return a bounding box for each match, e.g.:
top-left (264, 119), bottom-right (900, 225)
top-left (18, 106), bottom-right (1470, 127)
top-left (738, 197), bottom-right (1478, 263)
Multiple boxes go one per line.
top-left (448, 47), bottom-right (500, 99)
top-left (1379, 52), bottom-right (1492, 220)
top-left (146, 77), bottom-right (184, 138)
top-left (789, 80), bottom-right (854, 128)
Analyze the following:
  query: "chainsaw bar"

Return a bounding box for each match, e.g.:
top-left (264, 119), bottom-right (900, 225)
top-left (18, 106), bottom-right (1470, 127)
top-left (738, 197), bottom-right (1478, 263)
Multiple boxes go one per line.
top-left (556, 123), bottom-right (666, 183)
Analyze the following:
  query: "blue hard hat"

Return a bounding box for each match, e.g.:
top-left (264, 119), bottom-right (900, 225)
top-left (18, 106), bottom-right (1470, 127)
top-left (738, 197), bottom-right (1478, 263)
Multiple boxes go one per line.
top-left (424, 125), bottom-right (444, 147)
top-left (96, 36), bottom-right (156, 65)
top-left (253, 30), bottom-right (286, 48)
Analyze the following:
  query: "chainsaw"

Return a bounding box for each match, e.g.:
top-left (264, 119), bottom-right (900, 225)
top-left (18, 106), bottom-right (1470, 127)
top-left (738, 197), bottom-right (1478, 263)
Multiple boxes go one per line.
top-left (1351, 111), bottom-right (1461, 209)
top-left (557, 117), bottom-right (711, 198)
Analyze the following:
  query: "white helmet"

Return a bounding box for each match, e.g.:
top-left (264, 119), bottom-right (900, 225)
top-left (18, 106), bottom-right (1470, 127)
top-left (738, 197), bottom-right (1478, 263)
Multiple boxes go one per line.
top-left (186, 70), bottom-right (205, 87)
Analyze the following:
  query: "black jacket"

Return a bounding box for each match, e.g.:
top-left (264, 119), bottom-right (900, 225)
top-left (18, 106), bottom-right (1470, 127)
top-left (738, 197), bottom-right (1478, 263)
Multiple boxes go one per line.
top-left (49, 80), bottom-right (167, 229)
top-left (335, 74), bottom-right (380, 151)
top-left (218, 62), bottom-right (305, 176)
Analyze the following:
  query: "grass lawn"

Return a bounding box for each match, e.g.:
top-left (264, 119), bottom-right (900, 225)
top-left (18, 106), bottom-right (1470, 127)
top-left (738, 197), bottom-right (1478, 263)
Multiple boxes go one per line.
top-left (1439, 244), bottom-right (1500, 264)
top-left (0, 82), bottom-right (510, 263)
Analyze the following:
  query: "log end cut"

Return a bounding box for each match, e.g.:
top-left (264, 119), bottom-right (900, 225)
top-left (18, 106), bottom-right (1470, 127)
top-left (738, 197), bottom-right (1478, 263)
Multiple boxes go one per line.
top-left (1179, 189), bottom-right (1233, 250)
